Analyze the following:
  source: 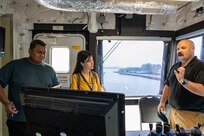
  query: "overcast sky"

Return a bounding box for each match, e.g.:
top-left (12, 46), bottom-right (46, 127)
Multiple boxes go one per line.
top-left (103, 40), bottom-right (164, 68)
top-left (102, 37), bottom-right (202, 68)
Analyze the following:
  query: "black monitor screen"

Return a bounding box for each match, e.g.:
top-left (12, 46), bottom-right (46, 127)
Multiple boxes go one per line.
top-left (21, 87), bottom-right (125, 136)
top-left (0, 26), bottom-right (5, 56)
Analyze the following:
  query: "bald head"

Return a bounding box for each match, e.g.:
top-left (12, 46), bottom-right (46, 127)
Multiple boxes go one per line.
top-left (177, 40), bottom-right (195, 49)
top-left (177, 39), bottom-right (195, 64)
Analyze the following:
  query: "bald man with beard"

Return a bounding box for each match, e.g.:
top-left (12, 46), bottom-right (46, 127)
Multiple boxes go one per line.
top-left (157, 39), bottom-right (204, 133)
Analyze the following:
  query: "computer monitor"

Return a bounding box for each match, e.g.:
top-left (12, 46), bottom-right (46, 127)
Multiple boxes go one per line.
top-left (21, 87), bottom-right (125, 136)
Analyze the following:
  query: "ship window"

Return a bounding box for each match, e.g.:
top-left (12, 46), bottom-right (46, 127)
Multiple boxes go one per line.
top-left (101, 40), bottom-right (165, 96)
top-left (189, 36), bottom-right (203, 60)
top-left (50, 47), bottom-right (70, 73)
top-left (98, 39), bottom-right (168, 131)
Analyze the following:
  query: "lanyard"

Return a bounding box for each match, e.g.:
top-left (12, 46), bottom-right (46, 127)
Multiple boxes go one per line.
top-left (80, 73), bottom-right (94, 91)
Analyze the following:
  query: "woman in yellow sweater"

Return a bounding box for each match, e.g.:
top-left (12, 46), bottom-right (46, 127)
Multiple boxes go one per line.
top-left (70, 50), bottom-right (102, 92)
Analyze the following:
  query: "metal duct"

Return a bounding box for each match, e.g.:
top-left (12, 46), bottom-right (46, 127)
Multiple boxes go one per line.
top-left (35, 0), bottom-right (181, 15)
top-left (88, 12), bottom-right (98, 33)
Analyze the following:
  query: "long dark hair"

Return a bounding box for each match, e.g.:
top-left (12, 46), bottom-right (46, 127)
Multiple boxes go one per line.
top-left (73, 50), bottom-right (92, 75)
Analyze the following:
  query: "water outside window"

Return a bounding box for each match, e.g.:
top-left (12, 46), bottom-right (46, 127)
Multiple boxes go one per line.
top-left (102, 40), bottom-right (164, 96)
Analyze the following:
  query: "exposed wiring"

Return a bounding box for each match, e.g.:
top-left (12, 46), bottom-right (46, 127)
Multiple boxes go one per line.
top-left (52, 11), bottom-right (63, 22)
top-left (72, 13), bottom-right (86, 24)
top-left (82, 12), bottom-right (89, 30)
top-left (72, 17), bottom-right (79, 24)
top-left (177, 2), bottom-right (191, 11)
top-left (98, 13), bottom-right (106, 31)
top-left (86, 12), bottom-right (89, 24)
top-left (100, 23), bottom-right (103, 31)
top-left (146, 15), bottom-right (152, 28)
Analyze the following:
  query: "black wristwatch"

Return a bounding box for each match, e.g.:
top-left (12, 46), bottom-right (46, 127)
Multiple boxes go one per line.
top-left (182, 79), bottom-right (188, 85)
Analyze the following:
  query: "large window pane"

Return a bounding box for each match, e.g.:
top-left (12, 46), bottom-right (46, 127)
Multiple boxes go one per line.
top-left (103, 40), bottom-right (164, 96)
top-left (189, 36), bottom-right (203, 60)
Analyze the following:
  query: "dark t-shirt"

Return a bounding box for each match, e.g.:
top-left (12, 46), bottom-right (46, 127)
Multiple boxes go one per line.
top-left (0, 58), bottom-right (59, 122)
top-left (166, 56), bottom-right (204, 112)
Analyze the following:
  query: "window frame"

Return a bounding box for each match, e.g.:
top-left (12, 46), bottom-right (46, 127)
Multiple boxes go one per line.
top-left (97, 36), bottom-right (173, 96)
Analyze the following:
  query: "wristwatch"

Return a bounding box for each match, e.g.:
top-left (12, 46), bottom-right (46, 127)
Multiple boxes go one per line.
top-left (182, 79), bottom-right (188, 85)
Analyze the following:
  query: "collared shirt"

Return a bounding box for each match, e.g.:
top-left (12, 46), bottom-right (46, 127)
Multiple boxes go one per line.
top-left (70, 71), bottom-right (102, 92)
top-left (166, 56), bottom-right (204, 112)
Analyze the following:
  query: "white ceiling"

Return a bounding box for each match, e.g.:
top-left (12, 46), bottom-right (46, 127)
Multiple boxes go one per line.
top-left (1, 0), bottom-right (204, 31)
top-left (0, 0), bottom-right (201, 16)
